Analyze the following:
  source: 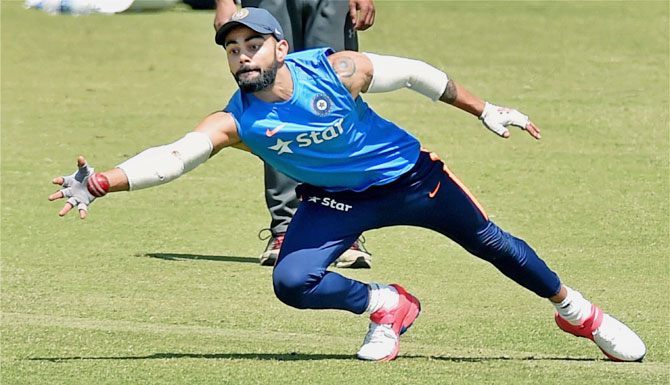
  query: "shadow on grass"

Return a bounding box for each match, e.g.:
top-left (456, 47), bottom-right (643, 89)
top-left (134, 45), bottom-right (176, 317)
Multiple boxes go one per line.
top-left (27, 352), bottom-right (600, 362)
top-left (29, 352), bottom-right (353, 361)
top-left (424, 355), bottom-right (598, 362)
top-left (144, 253), bottom-right (258, 264)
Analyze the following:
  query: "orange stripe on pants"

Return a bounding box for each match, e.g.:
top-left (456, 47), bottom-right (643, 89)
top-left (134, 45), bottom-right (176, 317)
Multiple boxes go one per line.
top-left (422, 149), bottom-right (489, 220)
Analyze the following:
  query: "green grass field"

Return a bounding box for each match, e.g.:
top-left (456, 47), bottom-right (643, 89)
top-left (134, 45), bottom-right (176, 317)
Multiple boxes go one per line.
top-left (2, 1), bottom-right (668, 383)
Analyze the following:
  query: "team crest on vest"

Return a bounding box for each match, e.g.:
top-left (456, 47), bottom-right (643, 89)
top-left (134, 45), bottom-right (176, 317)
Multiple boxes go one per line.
top-left (311, 94), bottom-right (333, 117)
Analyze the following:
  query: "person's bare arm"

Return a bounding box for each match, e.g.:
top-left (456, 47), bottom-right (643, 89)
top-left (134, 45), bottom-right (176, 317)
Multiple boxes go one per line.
top-left (49, 112), bottom-right (242, 218)
top-left (438, 80), bottom-right (540, 139)
top-left (348, 0), bottom-right (375, 31)
top-left (194, 110), bottom-right (244, 155)
top-left (358, 52), bottom-right (540, 140)
top-left (327, 51), bottom-right (374, 100)
top-left (214, 0), bottom-right (238, 31)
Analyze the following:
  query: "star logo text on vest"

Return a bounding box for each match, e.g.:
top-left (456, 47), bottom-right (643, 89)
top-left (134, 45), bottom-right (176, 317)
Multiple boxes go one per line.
top-left (296, 119), bottom-right (344, 147)
top-left (267, 119), bottom-right (345, 154)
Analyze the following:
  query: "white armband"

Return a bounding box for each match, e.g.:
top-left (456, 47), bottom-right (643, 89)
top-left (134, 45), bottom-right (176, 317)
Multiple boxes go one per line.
top-left (117, 131), bottom-right (213, 191)
top-left (363, 52), bottom-right (449, 101)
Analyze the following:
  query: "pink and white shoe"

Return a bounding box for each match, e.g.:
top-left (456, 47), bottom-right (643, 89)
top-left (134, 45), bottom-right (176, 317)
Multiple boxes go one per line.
top-left (357, 284), bottom-right (421, 361)
top-left (555, 304), bottom-right (646, 362)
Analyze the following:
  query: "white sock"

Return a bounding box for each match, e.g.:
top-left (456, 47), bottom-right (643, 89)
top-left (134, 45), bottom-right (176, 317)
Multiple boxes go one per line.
top-left (365, 282), bottom-right (399, 314)
top-left (552, 286), bottom-right (593, 326)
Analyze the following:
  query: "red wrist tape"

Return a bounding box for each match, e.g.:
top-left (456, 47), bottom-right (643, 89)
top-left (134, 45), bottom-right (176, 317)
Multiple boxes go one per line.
top-left (87, 173), bottom-right (110, 197)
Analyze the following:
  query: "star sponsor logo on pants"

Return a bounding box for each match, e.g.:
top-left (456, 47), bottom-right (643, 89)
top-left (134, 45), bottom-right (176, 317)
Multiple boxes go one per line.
top-left (308, 196), bottom-right (352, 212)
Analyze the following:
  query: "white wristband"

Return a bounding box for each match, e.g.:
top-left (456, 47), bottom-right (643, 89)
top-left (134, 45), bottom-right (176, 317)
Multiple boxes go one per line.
top-left (363, 52), bottom-right (449, 101)
top-left (117, 131), bottom-right (213, 190)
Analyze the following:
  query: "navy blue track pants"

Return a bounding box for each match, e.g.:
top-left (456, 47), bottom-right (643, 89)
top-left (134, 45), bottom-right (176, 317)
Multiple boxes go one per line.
top-left (272, 150), bottom-right (562, 314)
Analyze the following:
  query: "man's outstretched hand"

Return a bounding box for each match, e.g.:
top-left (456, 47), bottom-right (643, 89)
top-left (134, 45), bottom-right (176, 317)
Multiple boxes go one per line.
top-left (479, 102), bottom-right (541, 140)
top-left (49, 156), bottom-right (98, 219)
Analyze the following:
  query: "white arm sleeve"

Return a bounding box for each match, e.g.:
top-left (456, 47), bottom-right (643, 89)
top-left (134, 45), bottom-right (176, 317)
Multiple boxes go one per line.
top-left (363, 52), bottom-right (449, 101)
top-left (117, 131), bottom-right (213, 191)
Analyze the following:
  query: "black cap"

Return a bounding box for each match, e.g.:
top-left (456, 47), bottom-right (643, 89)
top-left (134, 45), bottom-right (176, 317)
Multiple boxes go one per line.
top-left (215, 8), bottom-right (284, 46)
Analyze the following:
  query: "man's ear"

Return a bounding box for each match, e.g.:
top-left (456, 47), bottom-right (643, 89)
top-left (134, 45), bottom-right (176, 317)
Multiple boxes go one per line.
top-left (276, 39), bottom-right (289, 61)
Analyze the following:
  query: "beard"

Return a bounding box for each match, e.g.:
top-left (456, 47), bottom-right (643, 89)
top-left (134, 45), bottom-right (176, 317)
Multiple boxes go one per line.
top-left (234, 59), bottom-right (280, 93)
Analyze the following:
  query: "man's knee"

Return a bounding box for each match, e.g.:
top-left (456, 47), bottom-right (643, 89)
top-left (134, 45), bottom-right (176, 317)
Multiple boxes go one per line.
top-left (272, 259), bottom-right (322, 309)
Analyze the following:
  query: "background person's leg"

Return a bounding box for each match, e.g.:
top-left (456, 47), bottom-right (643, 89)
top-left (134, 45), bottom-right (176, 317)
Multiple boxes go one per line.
top-left (302, 0), bottom-right (358, 51)
top-left (258, 163), bottom-right (300, 265)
